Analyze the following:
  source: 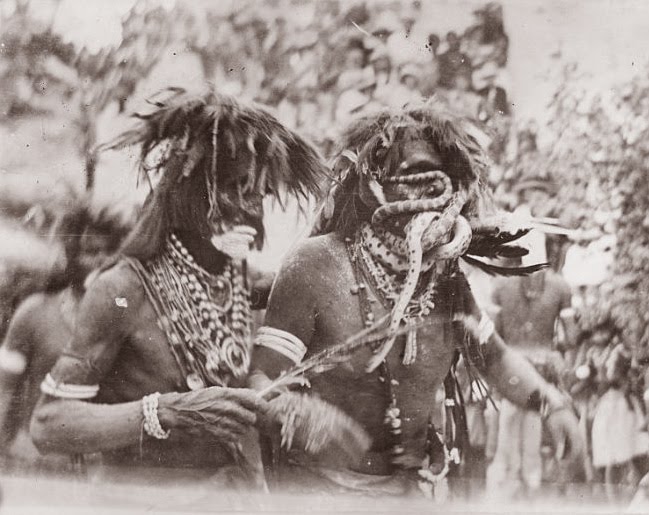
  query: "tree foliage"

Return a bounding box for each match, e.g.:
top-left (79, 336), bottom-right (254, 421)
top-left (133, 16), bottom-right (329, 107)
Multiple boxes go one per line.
top-left (510, 65), bottom-right (649, 349)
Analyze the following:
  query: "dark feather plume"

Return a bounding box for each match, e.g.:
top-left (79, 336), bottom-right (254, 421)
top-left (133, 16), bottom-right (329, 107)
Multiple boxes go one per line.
top-left (461, 255), bottom-right (549, 276)
top-left (100, 87), bottom-right (328, 206)
top-left (313, 102), bottom-right (497, 236)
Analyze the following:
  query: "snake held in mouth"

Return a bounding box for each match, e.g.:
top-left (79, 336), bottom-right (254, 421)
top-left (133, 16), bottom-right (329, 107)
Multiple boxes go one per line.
top-left (363, 171), bottom-right (473, 370)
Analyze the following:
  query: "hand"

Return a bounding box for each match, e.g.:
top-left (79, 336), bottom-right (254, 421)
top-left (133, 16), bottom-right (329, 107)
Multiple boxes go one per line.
top-left (211, 225), bottom-right (257, 260)
top-left (158, 387), bottom-right (268, 444)
top-left (544, 404), bottom-right (585, 467)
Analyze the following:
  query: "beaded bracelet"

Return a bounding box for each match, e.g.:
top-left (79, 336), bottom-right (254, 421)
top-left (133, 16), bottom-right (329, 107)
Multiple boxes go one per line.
top-left (142, 392), bottom-right (171, 440)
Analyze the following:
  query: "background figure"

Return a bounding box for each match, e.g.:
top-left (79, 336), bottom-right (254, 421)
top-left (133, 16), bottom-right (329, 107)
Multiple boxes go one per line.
top-left (385, 62), bottom-right (423, 109)
top-left (0, 201), bottom-right (132, 474)
top-left (591, 342), bottom-right (649, 503)
top-left (437, 31), bottom-right (471, 89)
top-left (487, 225), bottom-right (576, 499)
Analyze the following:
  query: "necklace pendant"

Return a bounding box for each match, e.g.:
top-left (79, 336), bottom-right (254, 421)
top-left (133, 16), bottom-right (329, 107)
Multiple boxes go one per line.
top-left (402, 327), bottom-right (418, 366)
top-left (186, 372), bottom-right (205, 390)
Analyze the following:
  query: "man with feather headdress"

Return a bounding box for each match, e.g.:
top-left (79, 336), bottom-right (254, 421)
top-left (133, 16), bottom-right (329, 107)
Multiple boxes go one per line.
top-left (249, 103), bottom-right (584, 498)
top-left (30, 89), bottom-right (328, 484)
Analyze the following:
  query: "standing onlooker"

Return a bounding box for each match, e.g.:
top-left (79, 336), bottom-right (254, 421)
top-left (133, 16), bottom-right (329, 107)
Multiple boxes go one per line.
top-left (486, 228), bottom-right (576, 499)
top-left (382, 62), bottom-right (423, 109)
top-left (370, 45), bottom-right (394, 95)
top-left (437, 31), bottom-right (471, 89)
top-left (591, 342), bottom-right (649, 503)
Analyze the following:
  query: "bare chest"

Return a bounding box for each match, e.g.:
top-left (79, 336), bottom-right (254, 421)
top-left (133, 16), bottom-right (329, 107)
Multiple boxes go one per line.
top-left (98, 300), bottom-right (187, 402)
top-left (307, 252), bottom-right (458, 454)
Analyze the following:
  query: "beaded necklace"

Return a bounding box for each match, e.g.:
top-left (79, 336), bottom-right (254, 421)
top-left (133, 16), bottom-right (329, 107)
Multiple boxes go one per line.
top-left (345, 231), bottom-right (453, 498)
top-left (128, 233), bottom-right (251, 390)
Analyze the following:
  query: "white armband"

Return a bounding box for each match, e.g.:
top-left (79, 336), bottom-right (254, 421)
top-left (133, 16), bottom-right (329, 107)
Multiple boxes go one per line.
top-left (0, 347), bottom-right (27, 375)
top-left (40, 373), bottom-right (99, 399)
top-left (254, 326), bottom-right (307, 365)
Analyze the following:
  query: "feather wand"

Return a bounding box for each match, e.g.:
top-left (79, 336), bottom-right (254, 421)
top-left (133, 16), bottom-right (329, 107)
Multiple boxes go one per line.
top-left (257, 313), bottom-right (449, 399)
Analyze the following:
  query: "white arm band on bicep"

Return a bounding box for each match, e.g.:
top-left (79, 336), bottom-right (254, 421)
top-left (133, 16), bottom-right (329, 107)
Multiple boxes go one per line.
top-left (254, 326), bottom-right (307, 365)
top-left (0, 346), bottom-right (27, 375)
top-left (40, 373), bottom-right (99, 399)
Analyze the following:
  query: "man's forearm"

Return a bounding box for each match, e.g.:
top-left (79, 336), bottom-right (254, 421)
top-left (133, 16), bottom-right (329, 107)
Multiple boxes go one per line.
top-left (481, 333), bottom-right (564, 409)
top-left (31, 397), bottom-right (144, 455)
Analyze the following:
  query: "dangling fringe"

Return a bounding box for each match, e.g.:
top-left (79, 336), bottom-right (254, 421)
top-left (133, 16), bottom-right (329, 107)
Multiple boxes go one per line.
top-left (403, 321), bottom-right (418, 365)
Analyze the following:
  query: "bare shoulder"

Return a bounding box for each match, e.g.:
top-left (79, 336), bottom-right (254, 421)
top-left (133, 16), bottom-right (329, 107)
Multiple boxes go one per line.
top-left (11, 291), bottom-right (51, 321)
top-left (267, 233), bottom-right (347, 311)
top-left (280, 233), bottom-right (347, 276)
top-left (79, 260), bottom-right (148, 330)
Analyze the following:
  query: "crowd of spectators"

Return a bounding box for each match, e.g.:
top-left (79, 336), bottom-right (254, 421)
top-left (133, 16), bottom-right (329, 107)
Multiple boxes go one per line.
top-left (195, 1), bottom-right (512, 160)
top-left (2, 0), bottom-right (648, 505)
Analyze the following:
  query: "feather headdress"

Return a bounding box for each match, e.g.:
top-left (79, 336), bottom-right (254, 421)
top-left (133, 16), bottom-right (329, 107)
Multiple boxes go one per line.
top-left (101, 88), bottom-right (329, 260)
top-left (312, 103), bottom-right (547, 276)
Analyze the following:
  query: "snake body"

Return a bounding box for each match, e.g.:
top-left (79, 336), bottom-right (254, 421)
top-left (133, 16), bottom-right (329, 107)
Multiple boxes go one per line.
top-left (363, 170), bottom-right (472, 370)
top-left (366, 210), bottom-right (436, 372)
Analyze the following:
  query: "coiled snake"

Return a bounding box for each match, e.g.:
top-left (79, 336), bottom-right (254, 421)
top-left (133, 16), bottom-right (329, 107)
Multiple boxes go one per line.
top-left (363, 170), bottom-right (473, 371)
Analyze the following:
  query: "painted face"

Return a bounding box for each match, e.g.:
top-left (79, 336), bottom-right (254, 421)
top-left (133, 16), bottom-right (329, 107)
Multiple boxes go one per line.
top-left (381, 138), bottom-right (449, 232)
top-left (212, 147), bottom-right (265, 241)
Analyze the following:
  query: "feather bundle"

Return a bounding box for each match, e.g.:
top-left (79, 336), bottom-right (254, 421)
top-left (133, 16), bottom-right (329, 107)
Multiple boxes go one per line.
top-left (461, 255), bottom-right (549, 277)
top-left (100, 87), bottom-right (328, 208)
top-left (268, 392), bottom-right (372, 462)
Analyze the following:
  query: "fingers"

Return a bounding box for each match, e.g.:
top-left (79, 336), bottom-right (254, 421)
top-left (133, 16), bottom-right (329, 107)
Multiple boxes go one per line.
top-left (231, 225), bottom-right (257, 237)
top-left (220, 388), bottom-right (269, 414)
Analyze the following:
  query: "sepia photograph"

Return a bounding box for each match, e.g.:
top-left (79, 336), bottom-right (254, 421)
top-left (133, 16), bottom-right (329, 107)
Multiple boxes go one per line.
top-left (1, 0), bottom-right (649, 512)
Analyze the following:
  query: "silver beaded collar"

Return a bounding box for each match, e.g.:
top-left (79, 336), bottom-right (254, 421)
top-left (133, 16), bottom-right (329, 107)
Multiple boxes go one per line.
top-left (130, 234), bottom-right (252, 389)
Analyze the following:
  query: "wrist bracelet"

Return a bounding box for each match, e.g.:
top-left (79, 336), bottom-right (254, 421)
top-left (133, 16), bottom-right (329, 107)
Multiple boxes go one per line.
top-left (142, 392), bottom-right (170, 440)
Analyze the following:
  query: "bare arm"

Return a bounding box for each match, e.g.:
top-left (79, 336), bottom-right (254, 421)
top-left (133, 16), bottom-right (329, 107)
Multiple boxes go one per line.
top-left (0, 295), bottom-right (40, 450)
top-left (479, 330), bottom-right (565, 408)
top-left (460, 276), bottom-right (584, 462)
top-left (30, 265), bottom-right (145, 454)
top-left (463, 277), bottom-right (565, 409)
top-left (248, 241), bottom-right (319, 389)
top-left (31, 264), bottom-right (266, 455)
top-left (32, 397), bottom-right (144, 454)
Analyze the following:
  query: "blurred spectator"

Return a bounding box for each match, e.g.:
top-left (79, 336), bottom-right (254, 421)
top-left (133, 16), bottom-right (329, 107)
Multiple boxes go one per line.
top-left (591, 342), bottom-right (649, 502)
top-left (437, 31), bottom-right (471, 89)
top-left (369, 10), bottom-right (401, 47)
top-left (343, 39), bottom-right (368, 72)
top-left (487, 230), bottom-right (575, 499)
top-left (463, 2), bottom-right (509, 69)
top-left (385, 62), bottom-right (423, 109)
top-left (436, 67), bottom-right (481, 118)
top-left (476, 62), bottom-right (510, 119)
top-left (420, 33), bottom-right (441, 96)
top-left (335, 67), bottom-right (380, 124)
top-left (370, 45), bottom-right (393, 89)
top-left (428, 33), bottom-right (441, 57)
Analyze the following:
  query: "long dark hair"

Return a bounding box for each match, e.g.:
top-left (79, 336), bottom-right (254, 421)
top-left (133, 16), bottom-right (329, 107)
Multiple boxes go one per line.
top-left (312, 103), bottom-right (496, 237)
top-left (102, 88), bottom-right (329, 262)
